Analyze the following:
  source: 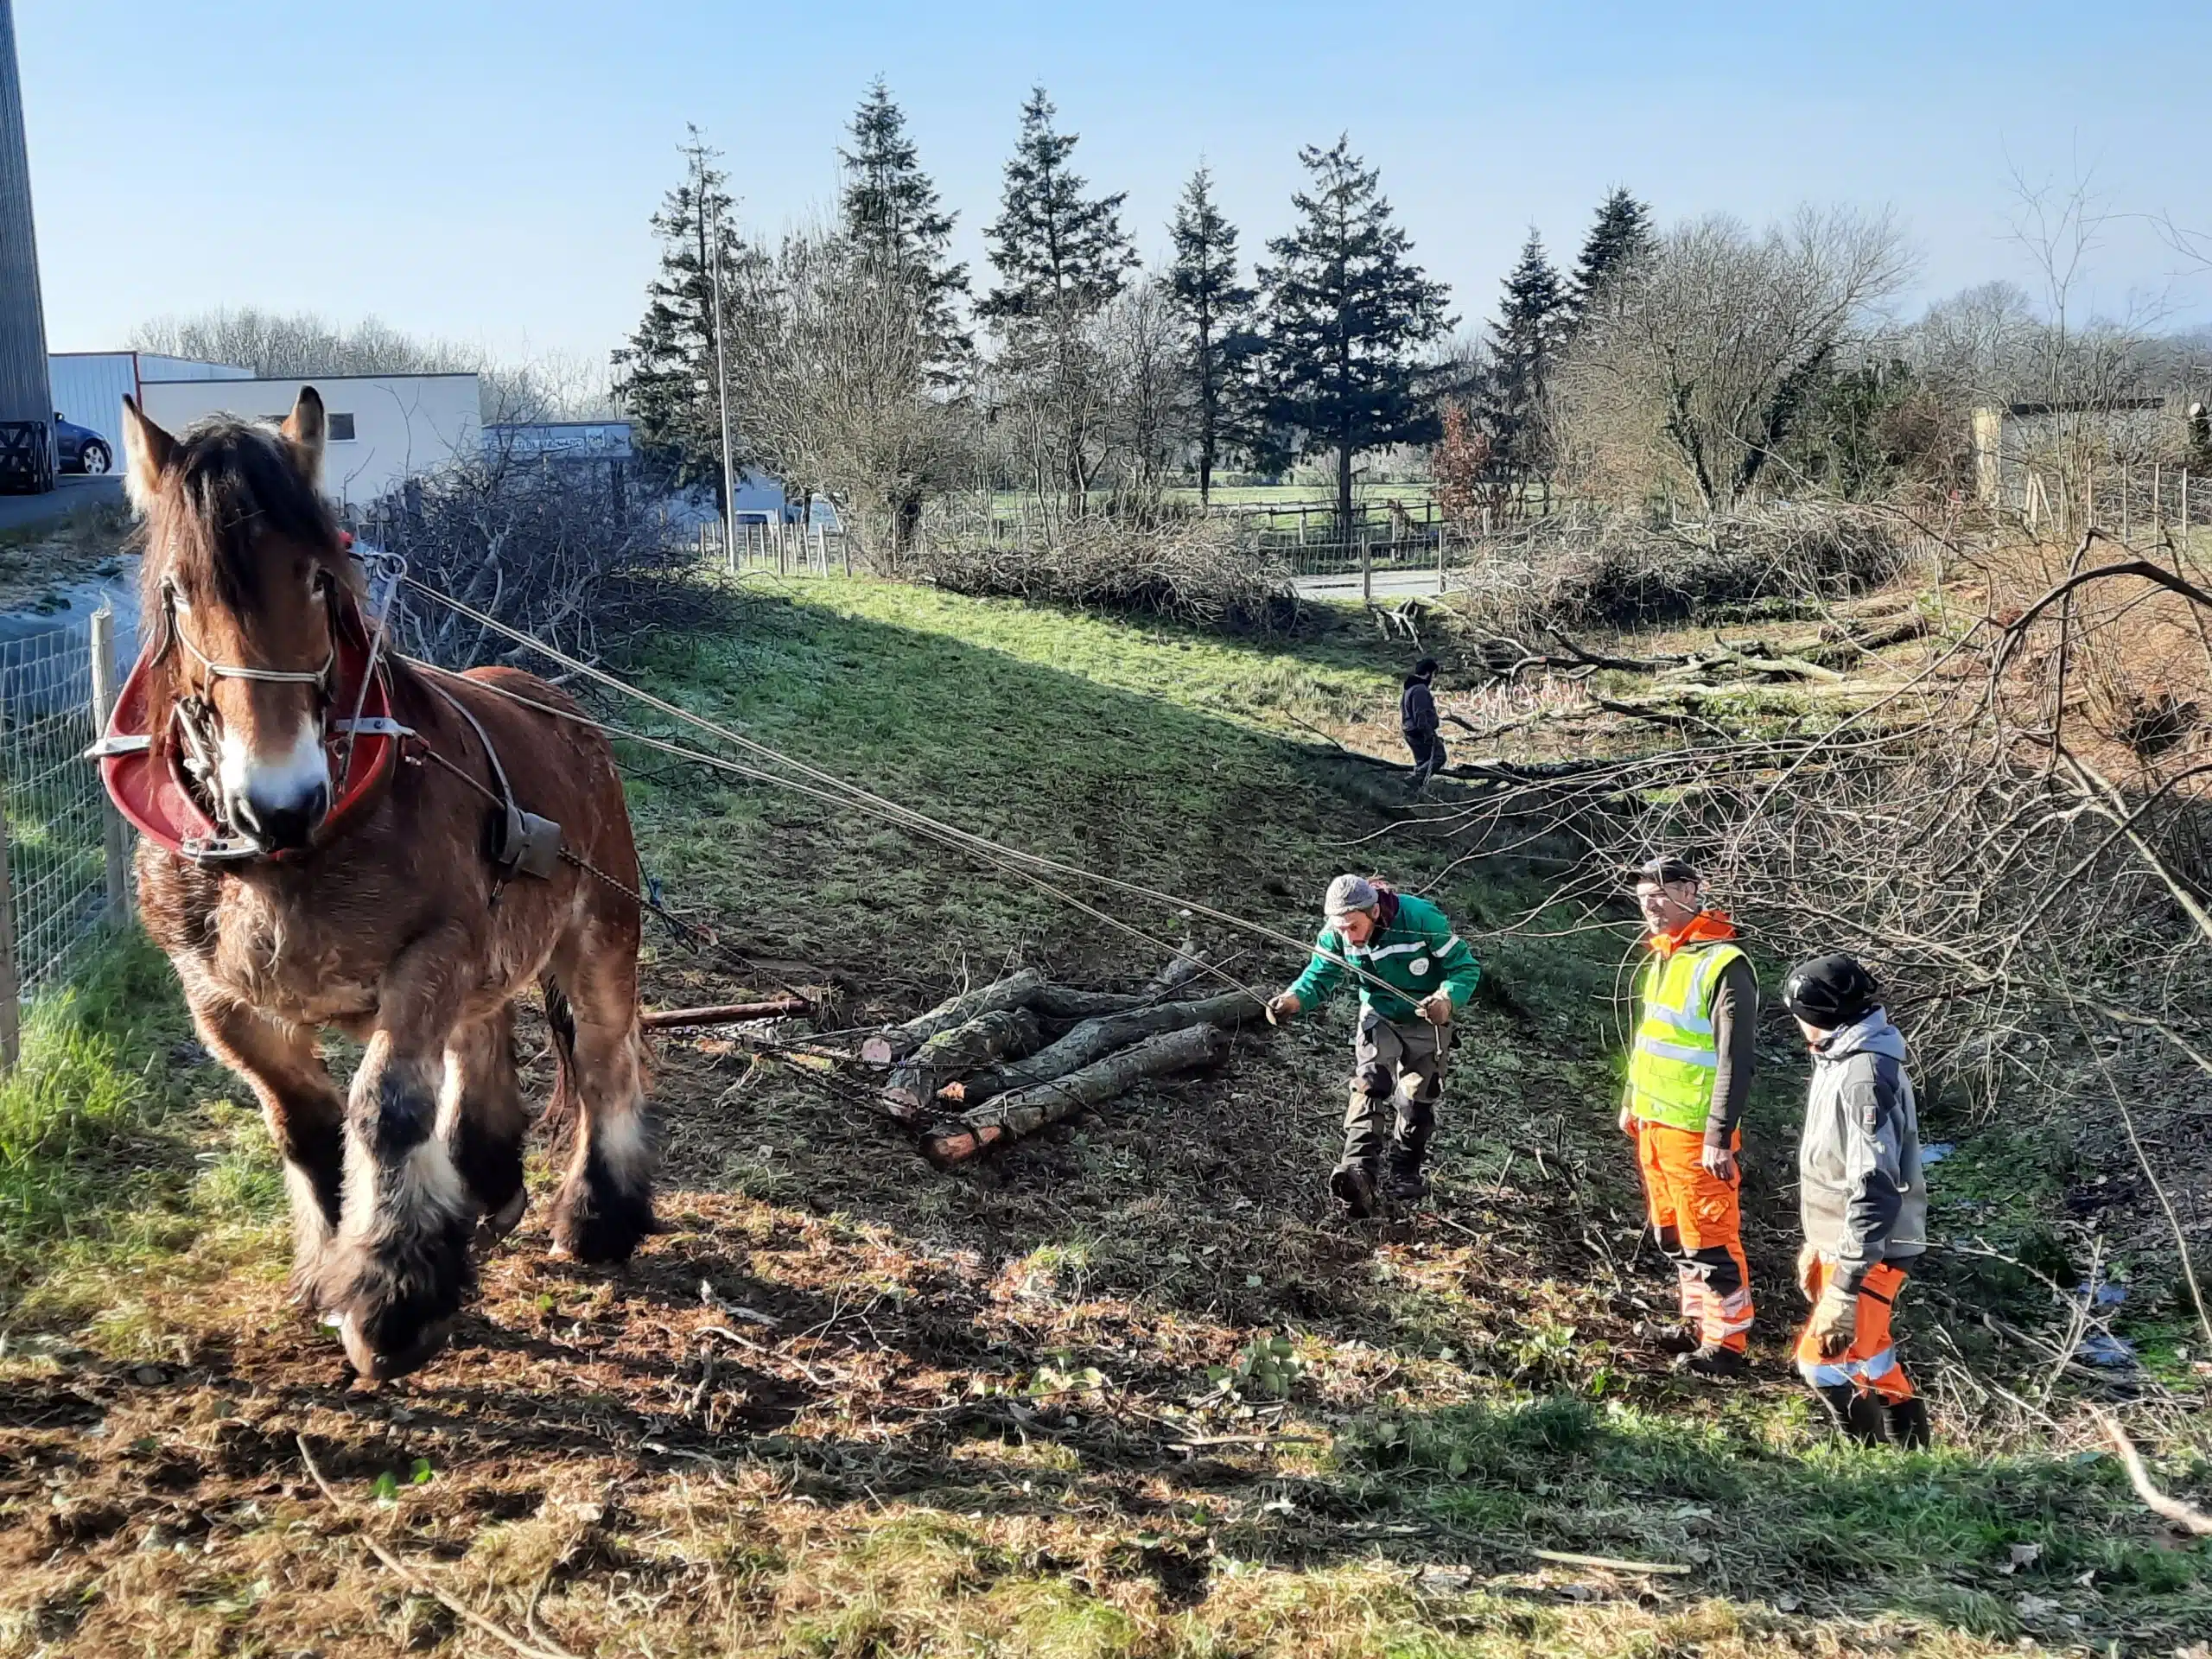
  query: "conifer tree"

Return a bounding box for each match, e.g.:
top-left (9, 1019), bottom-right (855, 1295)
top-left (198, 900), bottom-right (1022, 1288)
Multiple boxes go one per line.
top-left (1255, 136), bottom-right (1452, 537)
top-left (980, 86), bottom-right (1138, 508)
top-left (1162, 163), bottom-right (1257, 505)
top-left (1565, 186), bottom-right (1654, 333)
top-left (613, 130), bottom-right (757, 504)
top-left (980, 86), bottom-right (1138, 324)
top-left (838, 79), bottom-right (970, 378)
top-left (1480, 228), bottom-right (1567, 470)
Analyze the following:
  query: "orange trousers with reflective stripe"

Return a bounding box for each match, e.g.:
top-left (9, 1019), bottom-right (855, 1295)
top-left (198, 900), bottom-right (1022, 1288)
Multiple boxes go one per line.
top-left (1795, 1258), bottom-right (1916, 1403)
top-left (1632, 1119), bottom-right (1754, 1352)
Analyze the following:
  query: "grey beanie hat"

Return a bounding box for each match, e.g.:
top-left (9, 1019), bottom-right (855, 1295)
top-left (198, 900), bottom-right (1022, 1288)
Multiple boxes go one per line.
top-left (1325, 874), bottom-right (1379, 918)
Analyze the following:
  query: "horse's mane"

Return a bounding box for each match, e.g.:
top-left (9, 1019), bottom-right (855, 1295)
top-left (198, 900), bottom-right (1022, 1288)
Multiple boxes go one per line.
top-left (141, 418), bottom-right (351, 615)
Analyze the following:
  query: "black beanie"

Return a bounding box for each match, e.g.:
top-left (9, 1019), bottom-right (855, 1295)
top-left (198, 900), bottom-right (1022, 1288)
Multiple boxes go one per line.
top-left (1783, 954), bottom-right (1880, 1027)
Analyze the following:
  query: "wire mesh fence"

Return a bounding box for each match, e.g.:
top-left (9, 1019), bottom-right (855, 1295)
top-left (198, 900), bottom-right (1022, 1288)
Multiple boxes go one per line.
top-left (0, 613), bottom-right (125, 1037)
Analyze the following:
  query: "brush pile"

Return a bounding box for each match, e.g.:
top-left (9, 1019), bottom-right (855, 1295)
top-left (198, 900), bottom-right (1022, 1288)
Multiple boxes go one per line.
top-left (855, 955), bottom-right (1264, 1165)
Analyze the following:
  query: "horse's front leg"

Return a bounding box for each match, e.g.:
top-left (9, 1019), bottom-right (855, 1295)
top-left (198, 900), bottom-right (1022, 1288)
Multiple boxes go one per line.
top-left (191, 995), bottom-right (345, 1303)
top-left (317, 922), bottom-right (479, 1381)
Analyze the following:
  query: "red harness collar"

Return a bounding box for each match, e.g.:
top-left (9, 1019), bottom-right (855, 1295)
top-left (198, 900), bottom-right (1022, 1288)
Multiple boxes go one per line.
top-left (92, 589), bottom-right (405, 864)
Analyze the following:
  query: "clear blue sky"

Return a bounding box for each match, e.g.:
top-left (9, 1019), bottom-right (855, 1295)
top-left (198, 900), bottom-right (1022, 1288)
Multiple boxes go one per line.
top-left (20, 0), bottom-right (2210, 364)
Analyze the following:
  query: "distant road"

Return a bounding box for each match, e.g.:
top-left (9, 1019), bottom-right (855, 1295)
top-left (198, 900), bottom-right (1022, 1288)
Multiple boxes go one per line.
top-left (0, 475), bottom-right (124, 533)
top-left (1293, 568), bottom-right (1447, 601)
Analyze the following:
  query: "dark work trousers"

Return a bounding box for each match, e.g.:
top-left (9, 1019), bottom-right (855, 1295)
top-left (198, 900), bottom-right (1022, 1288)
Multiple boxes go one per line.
top-left (1405, 728), bottom-right (1447, 788)
top-left (1342, 1006), bottom-right (1451, 1173)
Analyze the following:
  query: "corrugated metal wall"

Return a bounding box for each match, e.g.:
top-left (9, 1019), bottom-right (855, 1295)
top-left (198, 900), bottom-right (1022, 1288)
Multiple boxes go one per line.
top-left (48, 354), bottom-right (251, 450)
top-left (0, 0), bottom-right (52, 432)
top-left (47, 355), bottom-right (136, 448)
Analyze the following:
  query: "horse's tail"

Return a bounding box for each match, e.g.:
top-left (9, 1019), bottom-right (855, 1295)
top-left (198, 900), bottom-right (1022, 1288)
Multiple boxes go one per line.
top-left (540, 974), bottom-right (582, 1141)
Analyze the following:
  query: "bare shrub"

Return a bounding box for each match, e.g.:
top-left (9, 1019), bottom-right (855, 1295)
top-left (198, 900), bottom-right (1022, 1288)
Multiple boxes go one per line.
top-left (1446, 505), bottom-right (1916, 636)
top-left (363, 453), bottom-right (691, 668)
top-left (912, 517), bottom-right (1292, 629)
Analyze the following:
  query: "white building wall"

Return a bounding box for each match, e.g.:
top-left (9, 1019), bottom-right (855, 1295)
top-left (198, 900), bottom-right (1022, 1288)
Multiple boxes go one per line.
top-left (48, 352), bottom-right (251, 452)
top-left (137, 372), bottom-right (480, 510)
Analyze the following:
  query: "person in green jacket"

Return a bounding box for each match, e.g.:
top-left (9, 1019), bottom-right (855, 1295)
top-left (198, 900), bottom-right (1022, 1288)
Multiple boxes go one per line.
top-left (1268, 874), bottom-right (1483, 1217)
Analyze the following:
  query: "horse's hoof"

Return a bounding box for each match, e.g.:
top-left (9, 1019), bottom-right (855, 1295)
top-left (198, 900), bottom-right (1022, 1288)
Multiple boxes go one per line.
top-left (479, 1188), bottom-right (528, 1246)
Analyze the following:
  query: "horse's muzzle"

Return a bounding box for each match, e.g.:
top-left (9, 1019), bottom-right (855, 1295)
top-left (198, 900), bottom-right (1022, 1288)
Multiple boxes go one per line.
top-left (231, 779), bottom-right (330, 854)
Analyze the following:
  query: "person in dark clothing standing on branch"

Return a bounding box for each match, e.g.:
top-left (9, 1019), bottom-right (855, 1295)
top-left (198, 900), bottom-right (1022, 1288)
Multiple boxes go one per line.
top-left (1621, 856), bottom-right (1758, 1377)
top-left (1401, 658), bottom-right (1446, 792)
top-left (1783, 954), bottom-right (1931, 1448)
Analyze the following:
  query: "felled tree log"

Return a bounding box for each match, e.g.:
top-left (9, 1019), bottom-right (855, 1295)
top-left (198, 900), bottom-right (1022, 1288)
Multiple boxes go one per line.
top-left (880, 1007), bottom-right (1041, 1122)
top-left (1027, 985), bottom-right (1166, 1020)
top-left (938, 989), bottom-right (1262, 1107)
top-left (926, 1024), bottom-right (1231, 1165)
top-left (640, 995), bottom-right (813, 1031)
top-left (861, 968), bottom-right (1048, 1065)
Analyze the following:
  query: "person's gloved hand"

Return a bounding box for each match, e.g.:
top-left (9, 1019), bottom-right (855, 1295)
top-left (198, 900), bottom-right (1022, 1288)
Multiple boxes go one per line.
top-left (1797, 1243), bottom-right (1823, 1301)
top-left (1266, 992), bottom-right (1300, 1024)
top-left (1811, 1278), bottom-right (1858, 1357)
top-left (1618, 1103), bottom-right (1635, 1135)
top-left (1418, 992), bottom-right (1453, 1026)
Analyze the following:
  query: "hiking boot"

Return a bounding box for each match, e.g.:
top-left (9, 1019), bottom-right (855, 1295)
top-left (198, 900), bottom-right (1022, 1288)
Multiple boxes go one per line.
top-left (1330, 1162), bottom-right (1380, 1219)
top-left (1815, 1383), bottom-right (1885, 1444)
top-left (1634, 1319), bottom-right (1703, 1357)
top-left (1673, 1343), bottom-right (1749, 1379)
top-left (1383, 1155), bottom-right (1430, 1205)
top-left (1882, 1397), bottom-right (1932, 1450)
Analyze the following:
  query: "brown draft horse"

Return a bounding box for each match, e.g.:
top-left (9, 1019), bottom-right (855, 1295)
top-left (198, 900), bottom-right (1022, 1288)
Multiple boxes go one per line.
top-left (118, 389), bottom-right (653, 1380)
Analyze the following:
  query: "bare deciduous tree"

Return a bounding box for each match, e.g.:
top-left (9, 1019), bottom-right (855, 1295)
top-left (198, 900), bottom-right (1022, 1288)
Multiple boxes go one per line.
top-left (1550, 207), bottom-right (1915, 512)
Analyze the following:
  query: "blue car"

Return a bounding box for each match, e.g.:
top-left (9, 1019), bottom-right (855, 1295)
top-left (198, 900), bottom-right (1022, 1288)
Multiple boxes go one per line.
top-left (54, 412), bottom-right (112, 476)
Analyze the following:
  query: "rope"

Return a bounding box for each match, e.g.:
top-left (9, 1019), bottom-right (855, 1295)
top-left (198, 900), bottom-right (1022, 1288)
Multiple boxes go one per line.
top-left (397, 582), bottom-right (1418, 1005)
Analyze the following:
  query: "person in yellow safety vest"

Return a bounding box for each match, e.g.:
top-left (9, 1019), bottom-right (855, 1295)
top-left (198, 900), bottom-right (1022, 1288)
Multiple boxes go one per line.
top-left (1622, 856), bottom-right (1758, 1377)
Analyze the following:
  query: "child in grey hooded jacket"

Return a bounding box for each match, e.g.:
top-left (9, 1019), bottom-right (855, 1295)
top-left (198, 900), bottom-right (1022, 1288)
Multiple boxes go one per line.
top-left (1782, 954), bottom-right (1931, 1448)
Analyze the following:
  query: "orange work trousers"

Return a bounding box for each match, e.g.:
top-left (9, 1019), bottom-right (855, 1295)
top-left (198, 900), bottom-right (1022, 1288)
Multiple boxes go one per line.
top-left (1795, 1257), bottom-right (1916, 1403)
top-left (1632, 1119), bottom-right (1754, 1352)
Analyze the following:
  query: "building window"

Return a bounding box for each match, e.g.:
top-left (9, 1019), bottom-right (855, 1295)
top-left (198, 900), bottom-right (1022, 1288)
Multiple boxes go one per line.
top-left (327, 412), bottom-right (357, 442)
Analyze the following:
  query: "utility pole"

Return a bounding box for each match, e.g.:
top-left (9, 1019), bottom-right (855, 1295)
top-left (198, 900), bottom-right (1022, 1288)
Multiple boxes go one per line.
top-left (699, 143), bottom-right (738, 574)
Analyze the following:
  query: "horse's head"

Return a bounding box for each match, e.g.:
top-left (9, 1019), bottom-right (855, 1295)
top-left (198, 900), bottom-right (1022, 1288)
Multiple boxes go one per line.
top-left (124, 389), bottom-right (365, 854)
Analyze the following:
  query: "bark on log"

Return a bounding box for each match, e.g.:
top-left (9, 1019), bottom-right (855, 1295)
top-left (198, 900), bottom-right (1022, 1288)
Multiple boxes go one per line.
top-left (880, 1007), bottom-right (1042, 1123)
top-left (937, 989), bottom-right (1262, 1107)
top-left (861, 969), bottom-right (1048, 1065)
top-left (640, 995), bottom-right (813, 1031)
top-left (926, 1024), bottom-right (1232, 1165)
top-left (1027, 985), bottom-right (1167, 1020)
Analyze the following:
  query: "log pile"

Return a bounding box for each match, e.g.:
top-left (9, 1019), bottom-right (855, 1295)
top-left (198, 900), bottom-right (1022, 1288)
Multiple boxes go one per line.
top-left (856, 965), bottom-right (1262, 1165)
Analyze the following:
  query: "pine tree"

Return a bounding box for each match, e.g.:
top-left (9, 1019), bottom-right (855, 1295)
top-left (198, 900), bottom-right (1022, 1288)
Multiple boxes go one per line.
top-left (980, 86), bottom-right (1139, 508)
top-left (1255, 136), bottom-right (1452, 538)
top-left (612, 130), bottom-right (756, 505)
top-left (1479, 228), bottom-right (1567, 471)
top-left (1162, 163), bottom-right (1257, 505)
top-left (1565, 186), bottom-right (1653, 333)
top-left (838, 79), bottom-right (969, 378)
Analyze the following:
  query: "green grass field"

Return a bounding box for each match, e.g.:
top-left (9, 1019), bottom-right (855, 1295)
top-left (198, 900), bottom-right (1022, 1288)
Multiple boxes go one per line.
top-left (0, 575), bottom-right (2203, 1656)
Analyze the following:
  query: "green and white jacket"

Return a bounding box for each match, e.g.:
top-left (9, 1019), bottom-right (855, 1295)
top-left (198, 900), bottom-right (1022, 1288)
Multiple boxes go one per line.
top-left (1287, 891), bottom-right (1482, 1025)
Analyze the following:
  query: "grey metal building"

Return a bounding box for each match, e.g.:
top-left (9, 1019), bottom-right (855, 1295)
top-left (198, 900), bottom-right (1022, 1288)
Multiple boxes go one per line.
top-left (0, 0), bottom-right (52, 493)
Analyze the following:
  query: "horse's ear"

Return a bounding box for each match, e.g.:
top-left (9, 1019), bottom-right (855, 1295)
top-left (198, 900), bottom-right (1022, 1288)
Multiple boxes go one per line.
top-left (120, 396), bottom-right (175, 516)
top-left (280, 387), bottom-right (326, 487)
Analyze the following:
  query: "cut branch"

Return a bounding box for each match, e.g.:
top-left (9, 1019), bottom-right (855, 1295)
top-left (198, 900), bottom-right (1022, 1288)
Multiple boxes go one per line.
top-left (880, 1007), bottom-right (1042, 1122)
top-left (861, 968), bottom-right (1048, 1065)
top-left (926, 1024), bottom-right (1232, 1165)
top-left (641, 995), bottom-right (814, 1031)
top-left (938, 989), bottom-right (1262, 1107)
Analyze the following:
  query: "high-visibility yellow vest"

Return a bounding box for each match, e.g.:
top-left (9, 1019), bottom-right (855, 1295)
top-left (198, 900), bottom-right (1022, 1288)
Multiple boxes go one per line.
top-left (1626, 940), bottom-right (1748, 1132)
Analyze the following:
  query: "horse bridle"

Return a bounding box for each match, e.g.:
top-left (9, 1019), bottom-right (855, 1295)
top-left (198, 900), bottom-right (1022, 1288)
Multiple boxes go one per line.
top-left (154, 565), bottom-right (390, 858)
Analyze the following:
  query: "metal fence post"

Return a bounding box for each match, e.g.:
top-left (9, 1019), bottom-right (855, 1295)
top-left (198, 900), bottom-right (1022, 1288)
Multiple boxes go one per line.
top-left (89, 607), bottom-right (130, 923)
top-left (0, 786), bottom-right (17, 1073)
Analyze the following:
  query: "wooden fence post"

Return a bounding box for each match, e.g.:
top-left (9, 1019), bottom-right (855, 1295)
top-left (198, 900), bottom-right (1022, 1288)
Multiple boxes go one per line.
top-left (1436, 524), bottom-right (1447, 594)
top-left (90, 607), bottom-right (130, 924)
top-left (0, 785), bottom-right (18, 1073)
top-left (2123, 461), bottom-right (2133, 543)
top-left (1360, 532), bottom-right (1372, 607)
